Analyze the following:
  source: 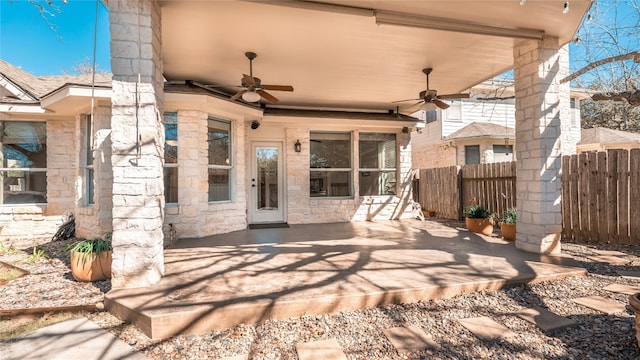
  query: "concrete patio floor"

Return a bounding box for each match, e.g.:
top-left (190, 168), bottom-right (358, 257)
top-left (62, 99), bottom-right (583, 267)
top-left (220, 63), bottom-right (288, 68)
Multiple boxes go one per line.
top-left (105, 219), bottom-right (586, 340)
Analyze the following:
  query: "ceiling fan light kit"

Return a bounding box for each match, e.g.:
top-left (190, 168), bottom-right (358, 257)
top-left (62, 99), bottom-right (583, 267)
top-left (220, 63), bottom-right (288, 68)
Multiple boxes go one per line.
top-left (393, 67), bottom-right (469, 114)
top-left (242, 91), bottom-right (261, 103)
top-left (224, 51), bottom-right (294, 104)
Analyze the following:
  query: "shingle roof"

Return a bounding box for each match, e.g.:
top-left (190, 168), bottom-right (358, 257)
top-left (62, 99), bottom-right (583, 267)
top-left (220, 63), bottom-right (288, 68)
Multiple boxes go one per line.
top-left (0, 59), bottom-right (112, 102)
top-left (446, 122), bottom-right (514, 140)
top-left (579, 127), bottom-right (640, 145)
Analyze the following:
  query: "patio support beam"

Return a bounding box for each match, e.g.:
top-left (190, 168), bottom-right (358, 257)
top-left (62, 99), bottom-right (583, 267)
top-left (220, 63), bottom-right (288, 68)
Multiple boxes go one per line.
top-left (109, 0), bottom-right (165, 288)
top-left (513, 37), bottom-right (575, 254)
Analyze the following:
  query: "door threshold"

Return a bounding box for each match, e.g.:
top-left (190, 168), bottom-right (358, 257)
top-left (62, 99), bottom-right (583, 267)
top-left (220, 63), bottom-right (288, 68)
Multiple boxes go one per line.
top-left (248, 223), bottom-right (289, 229)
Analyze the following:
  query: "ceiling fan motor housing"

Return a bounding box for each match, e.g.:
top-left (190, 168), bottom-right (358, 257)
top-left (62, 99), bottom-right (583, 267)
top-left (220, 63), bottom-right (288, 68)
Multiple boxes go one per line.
top-left (242, 76), bottom-right (261, 89)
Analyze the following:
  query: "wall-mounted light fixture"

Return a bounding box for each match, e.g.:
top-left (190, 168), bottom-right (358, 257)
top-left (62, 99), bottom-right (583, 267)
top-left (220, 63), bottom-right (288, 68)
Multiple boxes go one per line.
top-left (402, 127), bottom-right (410, 134)
top-left (294, 139), bottom-right (302, 152)
top-left (250, 120), bottom-right (260, 129)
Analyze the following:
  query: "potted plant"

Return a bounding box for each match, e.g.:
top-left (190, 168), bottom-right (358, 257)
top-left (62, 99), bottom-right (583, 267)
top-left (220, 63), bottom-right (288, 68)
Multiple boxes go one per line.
top-left (464, 204), bottom-right (494, 236)
top-left (500, 207), bottom-right (517, 241)
top-left (65, 233), bottom-right (112, 282)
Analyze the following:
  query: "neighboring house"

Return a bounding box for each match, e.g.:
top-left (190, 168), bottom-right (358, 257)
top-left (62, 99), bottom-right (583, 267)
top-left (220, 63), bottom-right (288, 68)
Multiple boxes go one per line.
top-left (577, 127), bottom-right (640, 152)
top-left (412, 80), bottom-right (586, 168)
top-left (0, 59), bottom-right (420, 242)
top-left (0, 60), bottom-right (112, 240)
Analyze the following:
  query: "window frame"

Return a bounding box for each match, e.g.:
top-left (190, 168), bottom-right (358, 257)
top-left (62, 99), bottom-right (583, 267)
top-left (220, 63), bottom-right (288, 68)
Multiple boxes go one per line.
top-left (163, 112), bottom-right (178, 204)
top-left (465, 145), bottom-right (481, 164)
top-left (358, 132), bottom-right (397, 196)
top-left (207, 116), bottom-right (233, 203)
top-left (309, 131), bottom-right (353, 198)
top-left (82, 115), bottom-right (94, 205)
top-left (0, 120), bottom-right (47, 205)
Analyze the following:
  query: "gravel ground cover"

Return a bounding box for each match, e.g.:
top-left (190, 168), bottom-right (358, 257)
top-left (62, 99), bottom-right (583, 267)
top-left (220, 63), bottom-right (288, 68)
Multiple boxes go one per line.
top-left (1, 226), bottom-right (640, 359)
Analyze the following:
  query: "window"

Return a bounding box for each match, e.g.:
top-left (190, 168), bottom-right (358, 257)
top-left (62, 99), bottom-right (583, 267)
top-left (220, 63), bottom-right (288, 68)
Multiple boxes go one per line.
top-left (492, 144), bottom-right (513, 162)
top-left (465, 145), bottom-right (480, 164)
top-left (310, 132), bottom-right (352, 197)
top-left (0, 121), bottom-right (47, 204)
top-left (359, 133), bottom-right (396, 196)
top-left (570, 98), bottom-right (578, 127)
top-left (83, 115), bottom-right (94, 205)
top-left (424, 110), bottom-right (438, 124)
top-left (208, 117), bottom-right (231, 202)
top-left (446, 101), bottom-right (462, 121)
top-left (164, 112), bottom-right (178, 204)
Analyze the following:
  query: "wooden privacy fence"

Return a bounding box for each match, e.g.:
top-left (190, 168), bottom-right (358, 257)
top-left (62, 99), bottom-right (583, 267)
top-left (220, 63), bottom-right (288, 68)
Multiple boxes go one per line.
top-left (562, 149), bottom-right (640, 245)
top-left (417, 161), bottom-right (517, 220)
top-left (417, 166), bottom-right (460, 219)
top-left (460, 162), bottom-right (517, 218)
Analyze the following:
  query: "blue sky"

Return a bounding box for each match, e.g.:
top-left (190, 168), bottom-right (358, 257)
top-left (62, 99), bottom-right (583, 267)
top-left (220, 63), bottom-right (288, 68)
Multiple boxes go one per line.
top-left (0, 0), bottom-right (111, 75)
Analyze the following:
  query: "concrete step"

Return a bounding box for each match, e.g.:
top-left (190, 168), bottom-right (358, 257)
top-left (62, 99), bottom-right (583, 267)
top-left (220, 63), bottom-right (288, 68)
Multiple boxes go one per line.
top-left (604, 283), bottom-right (640, 295)
top-left (295, 338), bottom-right (347, 360)
top-left (594, 249), bottom-right (628, 256)
top-left (515, 307), bottom-right (576, 332)
top-left (383, 325), bottom-right (437, 352)
top-left (587, 255), bottom-right (630, 265)
top-left (457, 316), bottom-right (515, 341)
top-left (218, 355), bottom-right (247, 360)
top-left (572, 296), bottom-right (627, 314)
top-left (616, 270), bottom-right (640, 280)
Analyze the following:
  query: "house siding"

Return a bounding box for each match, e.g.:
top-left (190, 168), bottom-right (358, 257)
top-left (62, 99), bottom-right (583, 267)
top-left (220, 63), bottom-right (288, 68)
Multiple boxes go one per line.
top-left (412, 88), bottom-right (582, 169)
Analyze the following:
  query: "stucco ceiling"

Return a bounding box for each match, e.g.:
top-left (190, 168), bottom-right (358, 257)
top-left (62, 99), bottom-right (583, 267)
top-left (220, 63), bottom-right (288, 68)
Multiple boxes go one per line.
top-left (160, 0), bottom-right (591, 113)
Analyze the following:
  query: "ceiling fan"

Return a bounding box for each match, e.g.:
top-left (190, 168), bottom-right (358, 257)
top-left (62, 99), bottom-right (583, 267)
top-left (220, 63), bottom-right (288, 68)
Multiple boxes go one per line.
top-left (213, 52), bottom-right (294, 104)
top-left (394, 68), bottom-right (469, 113)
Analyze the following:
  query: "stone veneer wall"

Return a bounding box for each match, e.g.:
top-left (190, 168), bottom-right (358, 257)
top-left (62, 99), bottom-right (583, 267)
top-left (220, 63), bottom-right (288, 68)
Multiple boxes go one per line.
top-left (0, 207), bottom-right (60, 244)
top-left (109, 0), bottom-right (164, 288)
top-left (0, 118), bottom-right (77, 243)
top-left (413, 143), bottom-right (455, 169)
top-left (76, 105), bottom-right (113, 239)
top-left (287, 129), bottom-right (415, 224)
top-left (46, 119), bottom-right (77, 215)
top-left (513, 37), bottom-right (574, 254)
top-left (164, 110), bottom-right (247, 241)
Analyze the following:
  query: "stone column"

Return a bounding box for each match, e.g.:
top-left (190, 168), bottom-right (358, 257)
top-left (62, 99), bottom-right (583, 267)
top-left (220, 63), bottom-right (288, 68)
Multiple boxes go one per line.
top-left (109, 0), bottom-right (164, 288)
top-left (513, 37), bottom-right (574, 254)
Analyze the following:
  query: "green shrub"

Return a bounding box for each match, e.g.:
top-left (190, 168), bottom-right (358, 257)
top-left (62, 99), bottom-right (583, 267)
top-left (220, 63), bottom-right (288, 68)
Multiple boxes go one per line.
top-left (464, 204), bottom-right (492, 219)
top-left (502, 207), bottom-right (517, 224)
top-left (64, 232), bottom-right (112, 255)
top-left (27, 246), bottom-right (47, 263)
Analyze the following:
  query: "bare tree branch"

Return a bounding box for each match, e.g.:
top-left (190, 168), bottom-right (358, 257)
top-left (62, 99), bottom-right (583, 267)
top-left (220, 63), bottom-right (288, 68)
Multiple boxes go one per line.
top-left (26, 0), bottom-right (68, 41)
top-left (592, 90), bottom-right (640, 105)
top-left (562, 51), bottom-right (640, 83)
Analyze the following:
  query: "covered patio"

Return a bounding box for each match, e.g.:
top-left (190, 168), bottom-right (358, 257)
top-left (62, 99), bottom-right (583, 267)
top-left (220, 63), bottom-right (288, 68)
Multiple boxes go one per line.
top-left (106, 220), bottom-right (585, 339)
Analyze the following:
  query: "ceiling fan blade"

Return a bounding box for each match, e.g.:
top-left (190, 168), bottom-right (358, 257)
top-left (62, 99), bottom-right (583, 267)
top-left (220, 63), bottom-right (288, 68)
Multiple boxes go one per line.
top-left (433, 99), bottom-right (450, 109)
top-left (243, 74), bottom-right (256, 86)
top-left (206, 84), bottom-right (243, 88)
top-left (261, 84), bottom-right (294, 92)
top-left (257, 90), bottom-right (279, 104)
top-left (437, 93), bottom-right (470, 100)
top-left (229, 90), bottom-right (247, 102)
top-left (404, 101), bottom-right (424, 114)
top-left (392, 98), bottom-right (421, 103)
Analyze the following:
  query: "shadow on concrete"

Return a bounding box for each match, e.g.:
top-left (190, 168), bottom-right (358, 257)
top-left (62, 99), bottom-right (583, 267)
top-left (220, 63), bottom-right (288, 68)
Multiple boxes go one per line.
top-left (105, 218), bottom-right (585, 340)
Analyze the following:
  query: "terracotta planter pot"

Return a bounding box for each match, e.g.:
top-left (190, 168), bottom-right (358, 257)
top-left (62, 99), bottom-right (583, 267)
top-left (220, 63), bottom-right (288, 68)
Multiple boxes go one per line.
top-left (465, 218), bottom-right (493, 236)
top-left (501, 223), bottom-right (516, 241)
top-left (70, 250), bottom-right (112, 282)
top-left (629, 293), bottom-right (640, 347)
top-left (423, 210), bottom-right (436, 217)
